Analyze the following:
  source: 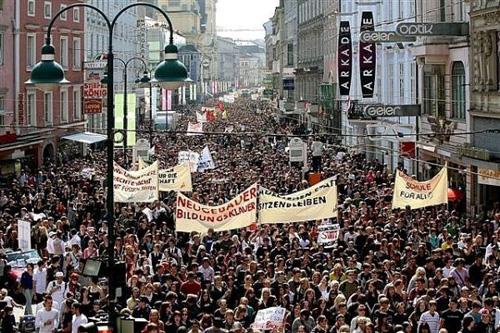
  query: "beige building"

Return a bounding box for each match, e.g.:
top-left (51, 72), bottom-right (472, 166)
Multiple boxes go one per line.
top-left (158, 0), bottom-right (201, 44)
top-left (465, 0), bottom-right (500, 212)
top-left (409, 0), bottom-right (470, 193)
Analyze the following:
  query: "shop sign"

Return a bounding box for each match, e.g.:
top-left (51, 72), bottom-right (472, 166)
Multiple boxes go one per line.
top-left (84, 60), bottom-right (107, 69)
top-left (458, 145), bottom-right (490, 161)
top-left (84, 99), bottom-right (103, 114)
top-left (478, 168), bottom-right (500, 187)
top-left (363, 104), bottom-right (421, 117)
top-left (84, 73), bottom-right (107, 99)
top-left (338, 20), bottom-right (352, 96)
top-left (18, 93), bottom-right (24, 125)
top-left (360, 31), bottom-right (416, 43)
top-left (359, 12), bottom-right (376, 98)
top-left (396, 22), bottom-right (469, 36)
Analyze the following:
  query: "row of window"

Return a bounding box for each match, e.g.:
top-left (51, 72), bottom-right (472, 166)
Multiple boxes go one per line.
top-left (25, 88), bottom-right (82, 127)
top-left (28, 0), bottom-right (80, 22)
top-left (423, 62), bottom-right (466, 120)
top-left (298, 0), bottom-right (324, 25)
top-left (26, 34), bottom-right (81, 70)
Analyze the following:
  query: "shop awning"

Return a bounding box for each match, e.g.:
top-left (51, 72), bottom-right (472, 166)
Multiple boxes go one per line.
top-left (61, 132), bottom-right (106, 144)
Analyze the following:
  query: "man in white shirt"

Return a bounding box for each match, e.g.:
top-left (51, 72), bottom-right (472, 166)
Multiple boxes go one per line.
top-left (418, 300), bottom-right (441, 333)
top-left (35, 295), bottom-right (59, 333)
top-left (34, 260), bottom-right (48, 303)
top-left (46, 272), bottom-right (67, 311)
top-left (71, 302), bottom-right (88, 333)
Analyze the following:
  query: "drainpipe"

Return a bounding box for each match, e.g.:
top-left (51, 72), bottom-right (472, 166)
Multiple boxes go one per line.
top-left (13, 0), bottom-right (20, 135)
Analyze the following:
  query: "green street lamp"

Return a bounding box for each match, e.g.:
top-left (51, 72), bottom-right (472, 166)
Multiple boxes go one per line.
top-left (152, 44), bottom-right (189, 90)
top-left (25, 43), bottom-right (69, 90)
top-left (26, 2), bottom-right (189, 331)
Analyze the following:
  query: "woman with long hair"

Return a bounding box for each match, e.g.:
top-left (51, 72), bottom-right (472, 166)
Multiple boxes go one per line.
top-left (197, 289), bottom-right (215, 314)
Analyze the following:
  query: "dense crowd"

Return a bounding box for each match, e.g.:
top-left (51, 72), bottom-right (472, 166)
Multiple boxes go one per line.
top-left (0, 97), bottom-right (499, 333)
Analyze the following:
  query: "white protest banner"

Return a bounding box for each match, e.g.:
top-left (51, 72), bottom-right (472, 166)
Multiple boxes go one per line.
top-left (196, 112), bottom-right (207, 123)
top-left (18, 220), bottom-right (32, 251)
top-left (317, 224), bottom-right (340, 244)
top-left (252, 307), bottom-right (286, 330)
top-left (259, 177), bottom-right (337, 224)
top-left (392, 166), bottom-right (448, 210)
top-left (159, 164), bottom-right (193, 192)
top-left (178, 150), bottom-right (200, 173)
top-left (198, 146), bottom-right (216, 172)
top-left (187, 122), bottom-right (203, 136)
top-left (176, 183), bottom-right (258, 233)
top-left (113, 161), bottom-right (159, 203)
top-left (224, 125), bottom-right (234, 133)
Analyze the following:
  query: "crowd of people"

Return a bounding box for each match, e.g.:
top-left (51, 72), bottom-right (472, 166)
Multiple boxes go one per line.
top-left (0, 97), bottom-right (499, 333)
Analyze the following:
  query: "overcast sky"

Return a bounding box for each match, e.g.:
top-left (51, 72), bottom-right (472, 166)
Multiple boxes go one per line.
top-left (216, 0), bottom-right (279, 40)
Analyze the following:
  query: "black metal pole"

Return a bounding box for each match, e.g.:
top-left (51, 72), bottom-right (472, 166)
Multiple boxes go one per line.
top-left (46, 3), bottom-right (178, 332)
top-left (149, 82), bottom-right (153, 146)
top-left (123, 66), bottom-right (128, 164)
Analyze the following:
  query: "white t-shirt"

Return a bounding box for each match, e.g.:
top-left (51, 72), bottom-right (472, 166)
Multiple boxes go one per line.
top-left (35, 307), bottom-right (59, 333)
top-left (72, 313), bottom-right (88, 333)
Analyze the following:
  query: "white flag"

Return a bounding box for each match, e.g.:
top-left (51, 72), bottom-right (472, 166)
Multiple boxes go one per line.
top-left (196, 112), bottom-right (207, 123)
top-left (187, 122), bottom-right (203, 136)
top-left (198, 146), bottom-right (216, 172)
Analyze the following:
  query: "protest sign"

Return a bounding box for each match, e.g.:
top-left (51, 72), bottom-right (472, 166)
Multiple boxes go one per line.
top-left (317, 224), bottom-right (340, 245)
top-left (259, 177), bottom-right (337, 224)
top-left (159, 164), bottom-right (193, 192)
top-left (198, 146), bottom-right (216, 172)
top-left (178, 150), bottom-right (200, 173)
top-left (252, 307), bottom-right (286, 330)
top-left (176, 183), bottom-right (258, 233)
top-left (392, 166), bottom-right (448, 210)
top-left (18, 220), bottom-right (32, 251)
top-left (187, 122), bottom-right (203, 136)
top-left (113, 161), bottom-right (159, 203)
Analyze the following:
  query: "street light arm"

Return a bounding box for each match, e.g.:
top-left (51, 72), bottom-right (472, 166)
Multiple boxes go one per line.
top-left (46, 4), bottom-right (111, 44)
top-left (125, 57), bottom-right (149, 72)
top-left (111, 2), bottom-right (175, 45)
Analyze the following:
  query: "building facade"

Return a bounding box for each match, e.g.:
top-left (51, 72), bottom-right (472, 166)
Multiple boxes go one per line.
top-left (238, 41), bottom-right (266, 89)
top-left (215, 36), bottom-right (239, 93)
top-left (466, 0), bottom-right (500, 212)
top-left (0, 0), bottom-right (86, 171)
top-left (85, 0), bottom-right (145, 131)
top-left (0, 0), bottom-right (15, 136)
top-left (296, 0), bottom-right (324, 103)
top-left (410, 0), bottom-right (470, 205)
top-left (283, 0), bottom-right (298, 107)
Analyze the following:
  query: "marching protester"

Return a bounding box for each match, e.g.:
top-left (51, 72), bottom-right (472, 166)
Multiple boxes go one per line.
top-left (0, 95), bottom-right (498, 333)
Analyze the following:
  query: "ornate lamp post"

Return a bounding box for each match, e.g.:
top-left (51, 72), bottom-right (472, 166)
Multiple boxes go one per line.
top-left (26, 2), bottom-right (189, 330)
